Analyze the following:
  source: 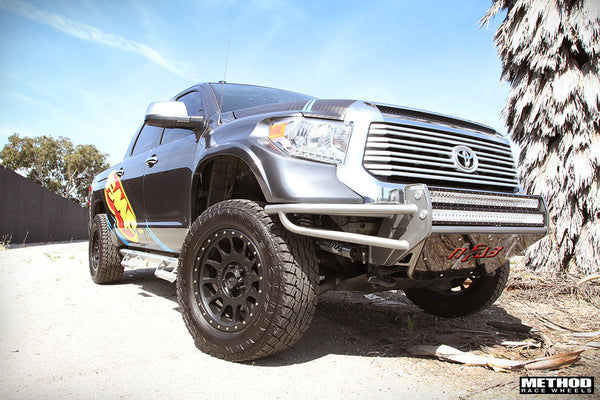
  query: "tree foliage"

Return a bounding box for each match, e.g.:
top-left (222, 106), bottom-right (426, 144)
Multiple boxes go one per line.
top-left (0, 134), bottom-right (109, 206)
top-left (482, 0), bottom-right (600, 273)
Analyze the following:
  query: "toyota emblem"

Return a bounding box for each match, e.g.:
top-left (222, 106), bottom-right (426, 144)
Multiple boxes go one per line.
top-left (452, 145), bottom-right (478, 173)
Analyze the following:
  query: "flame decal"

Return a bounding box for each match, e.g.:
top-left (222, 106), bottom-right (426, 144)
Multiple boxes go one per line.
top-left (104, 170), bottom-right (139, 243)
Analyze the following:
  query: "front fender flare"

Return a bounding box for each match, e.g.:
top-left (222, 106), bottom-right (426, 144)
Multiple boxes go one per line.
top-left (197, 143), bottom-right (363, 204)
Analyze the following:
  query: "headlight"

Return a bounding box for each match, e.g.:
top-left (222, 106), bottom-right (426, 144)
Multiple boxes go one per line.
top-left (269, 118), bottom-right (353, 165)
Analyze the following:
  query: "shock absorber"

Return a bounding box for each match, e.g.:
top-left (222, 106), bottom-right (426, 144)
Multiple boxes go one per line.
top-left (317, 240), bottom-right (362, 262)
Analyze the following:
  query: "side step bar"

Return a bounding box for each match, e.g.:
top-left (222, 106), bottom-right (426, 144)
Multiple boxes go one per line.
top-left (120, 249), bottom-right (178, 283)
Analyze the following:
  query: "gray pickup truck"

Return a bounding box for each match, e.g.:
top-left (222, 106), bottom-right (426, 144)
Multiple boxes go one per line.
top-left (88, 82), bottom-right (548, 361)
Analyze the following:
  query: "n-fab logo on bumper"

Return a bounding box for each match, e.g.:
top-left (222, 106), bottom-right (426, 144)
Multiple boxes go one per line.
top-left (104, 170), bottom-right (139, 243)
top-left (447, 245), bottom-right (503, 262)
top-left (520, 377), bottom-right (594, 395)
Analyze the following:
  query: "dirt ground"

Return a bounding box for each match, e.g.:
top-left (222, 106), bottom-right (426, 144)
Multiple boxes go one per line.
top-left (0, 242), bottom-right (598, 400)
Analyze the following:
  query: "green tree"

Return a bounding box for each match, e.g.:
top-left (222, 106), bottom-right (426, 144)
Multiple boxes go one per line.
top-left (482, 0), bottom-right (599, 274)
top-left (0, 133), bottom-right (110, 206)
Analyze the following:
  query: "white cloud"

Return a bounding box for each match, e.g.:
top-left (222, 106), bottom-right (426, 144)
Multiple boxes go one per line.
top-left (0, 0), bottom-right (194, 79)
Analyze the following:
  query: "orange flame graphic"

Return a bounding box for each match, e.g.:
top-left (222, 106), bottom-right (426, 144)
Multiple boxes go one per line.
top-left (104, 170), bottom-right (139, 243)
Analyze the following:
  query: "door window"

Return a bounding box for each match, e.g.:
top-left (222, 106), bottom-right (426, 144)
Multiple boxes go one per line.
top-left (131, 124), bottom-right (162, 156)
top-left (160, 90), bottom-right (205, 145)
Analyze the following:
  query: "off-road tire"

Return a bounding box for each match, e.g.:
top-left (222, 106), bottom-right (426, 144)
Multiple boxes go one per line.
top-left (177, 200), bottom-right (319, 362)
top-left (404, 262), bottom-right (510, 317)
top-left (89, 214), bottom-right (123, 284)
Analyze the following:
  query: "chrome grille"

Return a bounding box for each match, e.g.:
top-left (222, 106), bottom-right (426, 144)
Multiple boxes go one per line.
top-left (363, 122), bottom-right (519, 192)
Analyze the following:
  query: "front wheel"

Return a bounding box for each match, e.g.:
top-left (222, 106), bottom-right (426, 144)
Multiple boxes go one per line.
top-left (404, 262), bottom-right (510, 317)
top-left (177, 200), bottom-right (318, 362)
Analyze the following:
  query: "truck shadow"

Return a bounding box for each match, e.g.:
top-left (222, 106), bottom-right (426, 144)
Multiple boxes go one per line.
top-left (256, 291), bottom-right (529, 366)
top-left (121, 268), bottom-right (178, 303)
top-left (120, 269), bottom-right (529, 366)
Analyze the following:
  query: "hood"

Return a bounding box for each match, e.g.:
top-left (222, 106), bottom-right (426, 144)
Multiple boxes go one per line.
top-left (232, 99), bottom-right (357, 121)
top-left (229, 98), bottom-right (498, 137)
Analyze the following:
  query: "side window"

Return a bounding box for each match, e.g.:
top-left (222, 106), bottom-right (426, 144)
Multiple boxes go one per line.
top-left (160, 90), bottom-right (205, 145)
top-left (131, 124), bottom-right (162, 156)
top-left (180, 90), bottom-right (205, 116)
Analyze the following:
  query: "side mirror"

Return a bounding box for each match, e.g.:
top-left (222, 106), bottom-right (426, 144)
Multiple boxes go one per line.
top-left (145, 101), bottom-right (206, 130)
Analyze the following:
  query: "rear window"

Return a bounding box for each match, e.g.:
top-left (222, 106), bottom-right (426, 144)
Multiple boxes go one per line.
top-left (210, 83), bottom-right (314, 113)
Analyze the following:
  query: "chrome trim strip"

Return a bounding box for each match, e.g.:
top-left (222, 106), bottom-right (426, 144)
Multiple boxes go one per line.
top-left (264, 203), bottom-right (418, 217)
top-left (276, 212), bottom-right (411, 250)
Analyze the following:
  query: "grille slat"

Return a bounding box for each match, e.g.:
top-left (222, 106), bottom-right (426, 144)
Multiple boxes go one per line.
top-left (368, 125), bottom-right (513, 156)
top-left (364, 150), bottom-right (517, 175)
top-left (364, 163), bottom-right (519, 184)
top-left (363, 122), bottom-right (519, 192)
top-left (366, 138), bottom-right (515, 166)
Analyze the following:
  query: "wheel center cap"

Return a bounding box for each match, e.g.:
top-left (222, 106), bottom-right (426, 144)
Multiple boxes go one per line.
top-left (222, 263), bottom-right (245, 297)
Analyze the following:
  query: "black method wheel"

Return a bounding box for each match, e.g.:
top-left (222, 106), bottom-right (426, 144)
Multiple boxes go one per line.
top-left (177, 200), bottom-right (318, 362)
top-left (197, 228), bottom-right (264, 333)
top-left (404, 262), bottom-right (510, 318)
top-left (88, 214), bottom-right (123, 284)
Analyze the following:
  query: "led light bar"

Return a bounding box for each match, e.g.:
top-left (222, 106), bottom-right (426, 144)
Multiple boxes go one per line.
top-left (432, 209), bottom-right (545, 225)
top-left (430, 190), bottom-right (539, 209)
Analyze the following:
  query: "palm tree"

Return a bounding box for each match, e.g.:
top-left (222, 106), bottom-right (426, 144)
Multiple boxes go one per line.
top-left (481, 0), bottom-right (599, 274)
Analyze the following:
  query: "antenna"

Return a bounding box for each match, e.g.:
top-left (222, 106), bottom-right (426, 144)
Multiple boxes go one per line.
top-left (224, 17), bottom-right (233, 82)
top-left (219, 17), bottom-right (233, 124)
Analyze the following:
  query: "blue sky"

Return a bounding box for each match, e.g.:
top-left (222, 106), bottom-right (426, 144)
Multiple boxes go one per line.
top-left (0, 0), bottom-right (507, 166)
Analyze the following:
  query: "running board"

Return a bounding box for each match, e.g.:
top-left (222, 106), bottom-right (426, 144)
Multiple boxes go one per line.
top-left (120, 249), bottom-right (178, 283)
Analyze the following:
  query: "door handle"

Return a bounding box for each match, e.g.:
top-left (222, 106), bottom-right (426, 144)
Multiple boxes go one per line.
top-left (115, 168), bottom-right (124, 177)
top-left (145, 155), bottom-right (158, 167)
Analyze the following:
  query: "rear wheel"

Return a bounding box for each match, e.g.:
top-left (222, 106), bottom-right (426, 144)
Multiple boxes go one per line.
top-left (89, 214), bottom-right (123, 284)
top-left (177, 200), bottom-right (318, 362)
top-left (404, 262), bottom-right (510, 317)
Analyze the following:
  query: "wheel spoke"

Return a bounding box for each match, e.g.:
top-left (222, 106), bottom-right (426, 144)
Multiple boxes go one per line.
top-left (220, 295), bottom-right (241, 316)
top-left (217, 244), bottom-right (230, 259)
top-left (233, 305), bottom-right (243, 323)
top-left (220, 305), bottom-right (233, 322)
top-left (245, 271), bottom-right (260, 284)
top-left (206, 292), bottom-right (222, 304)
top-left (204, 259), bottom-right (221, 269)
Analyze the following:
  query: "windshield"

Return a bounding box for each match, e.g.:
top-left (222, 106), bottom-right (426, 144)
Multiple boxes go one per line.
top-left (210, 83), bottom-right (315, 113)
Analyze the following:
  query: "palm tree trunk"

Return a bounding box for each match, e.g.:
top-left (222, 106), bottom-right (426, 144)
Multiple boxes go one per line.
top-left (482, 0), bottom-right (600, 274)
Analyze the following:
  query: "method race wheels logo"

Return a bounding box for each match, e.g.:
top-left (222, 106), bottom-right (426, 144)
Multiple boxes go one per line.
top-left (520, 377), bottom-right (594, 394)
top-left (104, 170), bottom-right (139, 243)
